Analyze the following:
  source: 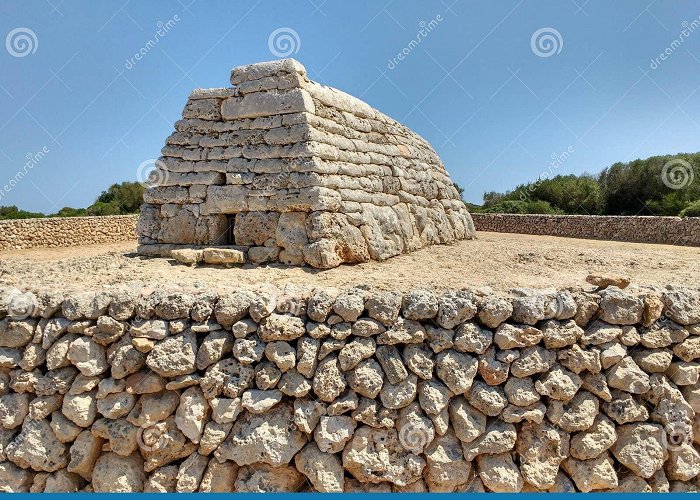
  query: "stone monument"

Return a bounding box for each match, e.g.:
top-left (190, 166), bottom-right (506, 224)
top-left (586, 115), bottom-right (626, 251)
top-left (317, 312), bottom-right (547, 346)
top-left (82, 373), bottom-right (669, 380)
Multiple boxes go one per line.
top-left (137, 59), bottom-right (474, 268)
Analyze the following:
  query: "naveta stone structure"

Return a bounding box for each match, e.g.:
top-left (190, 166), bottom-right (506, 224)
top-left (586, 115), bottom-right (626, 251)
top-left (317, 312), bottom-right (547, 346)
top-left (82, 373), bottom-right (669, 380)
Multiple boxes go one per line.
top-left (136, 59), bottom-right (474, 268)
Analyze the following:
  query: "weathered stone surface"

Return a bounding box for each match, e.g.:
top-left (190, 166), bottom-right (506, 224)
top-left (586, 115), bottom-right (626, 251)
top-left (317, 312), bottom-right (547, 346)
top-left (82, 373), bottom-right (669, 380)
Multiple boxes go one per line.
top-left (561, 453), bottom-right (618, 492)
top-left (516, 421), bottom-right (569, 489)
top-left (494, 323), bottom-right (542, 349)
top-left (175, 386), bottom-right (210, 444)
top-left (598, 288), bottom-right (644, 325)
top-left (436, 349), bottom-right (477, 394)
top-left (215, 403), bottom-right (306, 466)
top-left (4, 283), bottom-right (700, 491)
top-left (380, 373), bottom-right (418, 410)
top-left (312, 356), bottom-right (346, 403)
top-left (535, 364), bottom-right (582, 401)
top-left (477, 452), bottom-right (523, 492)
top-left (92, 452), bottom-right (145, 492)
top-left (586, 272), bottom-right (630, 289)
top-left (570, 414), bottom-right (617, 461)
top-left (6, 418), bottom-right (68, 472)
top-left (200, 359), bottom-right (255, 399)
top-left (314, 415), bottom-right (355, 453)
top-left (611, 422), bottom-right (666, 478)
top-left (467, 380), bottom-right (507, 416)
top-left (347, 358), bottom-right (384, 398)
top-left (258, 313), bottom-right (305, 342)
top-left (607, 356), bottom-right (651, 394)
top-left (462, 419), bottom-right (517, 461)
top-left (234, 463), bottom-right (304, 492)
top-left (295, 443), bottom-right (344, 492)
top-left (375, 344), bottom-right (408, 384)
top-left (146, 332), bottom-right (196, 377)
top-left (342, 426), bottom-right (425, 486)
top-left (424, 430), bottom-right (470, 491)
top-left (175, 452), bottom-right (209, 492)
top-left (139, 417), bottom-right (198, 472)
top-left (546, 390), bottom-right (599, 432)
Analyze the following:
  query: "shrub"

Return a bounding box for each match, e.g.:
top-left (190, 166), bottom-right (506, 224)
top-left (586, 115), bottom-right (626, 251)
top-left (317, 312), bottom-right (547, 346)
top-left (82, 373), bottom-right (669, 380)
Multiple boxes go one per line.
top-left (680, 200), bottom-right (700, 217)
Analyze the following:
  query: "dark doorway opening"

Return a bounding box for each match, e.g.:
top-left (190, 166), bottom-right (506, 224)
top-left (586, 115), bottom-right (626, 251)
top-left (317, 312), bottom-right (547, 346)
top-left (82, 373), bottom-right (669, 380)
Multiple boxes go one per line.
top-left (226, 215), bottom-right (235, 245)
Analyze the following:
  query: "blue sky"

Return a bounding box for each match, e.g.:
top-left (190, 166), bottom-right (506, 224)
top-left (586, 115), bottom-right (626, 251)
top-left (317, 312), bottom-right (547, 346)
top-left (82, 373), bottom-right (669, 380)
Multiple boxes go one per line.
top-left (1, 0), bottom-right (699, 213)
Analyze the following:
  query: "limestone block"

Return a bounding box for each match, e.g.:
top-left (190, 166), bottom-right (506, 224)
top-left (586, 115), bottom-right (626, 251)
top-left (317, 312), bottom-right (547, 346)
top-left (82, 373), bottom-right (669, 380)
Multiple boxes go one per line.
top-left (221, 89), bottom-right (314, 120)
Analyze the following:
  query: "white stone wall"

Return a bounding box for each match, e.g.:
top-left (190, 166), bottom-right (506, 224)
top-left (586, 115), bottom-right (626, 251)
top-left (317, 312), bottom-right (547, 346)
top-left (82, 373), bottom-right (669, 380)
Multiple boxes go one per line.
top-left (0, 215), bottom-right (138, 251)
top-left (1, 283), bottom-right (699, 492)
top-left (137, 59), bottom-right (474, 268)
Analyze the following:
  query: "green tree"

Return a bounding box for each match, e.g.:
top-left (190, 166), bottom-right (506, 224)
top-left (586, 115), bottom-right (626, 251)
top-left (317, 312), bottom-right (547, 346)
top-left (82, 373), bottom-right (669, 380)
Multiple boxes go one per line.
top-left (679, 200), bottom-right (700, 217)
top-left (0, 206), bottom-right (44, 220)
top-left (598, 153), bottom-right (700, 215)
top-left (86, 181), bottom-right (145, 215)
top-left (52, 206), bottom-right (87, 217)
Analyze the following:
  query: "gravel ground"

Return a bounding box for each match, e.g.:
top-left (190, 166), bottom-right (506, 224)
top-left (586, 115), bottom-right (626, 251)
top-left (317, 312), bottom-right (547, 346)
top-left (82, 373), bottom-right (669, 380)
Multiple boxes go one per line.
top-left (1, 231), bottom-right (698, 294)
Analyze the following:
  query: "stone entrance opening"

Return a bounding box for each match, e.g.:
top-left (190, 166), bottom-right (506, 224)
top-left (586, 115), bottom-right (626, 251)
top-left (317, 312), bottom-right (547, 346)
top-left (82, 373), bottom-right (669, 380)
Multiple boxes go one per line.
top-left (226, 215), bottom-right (235, 245)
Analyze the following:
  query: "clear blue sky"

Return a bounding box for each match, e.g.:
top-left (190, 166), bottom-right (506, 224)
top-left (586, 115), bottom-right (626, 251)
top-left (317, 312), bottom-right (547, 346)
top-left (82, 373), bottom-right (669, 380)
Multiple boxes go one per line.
top-left (1, 0), bottom-right (699, 213)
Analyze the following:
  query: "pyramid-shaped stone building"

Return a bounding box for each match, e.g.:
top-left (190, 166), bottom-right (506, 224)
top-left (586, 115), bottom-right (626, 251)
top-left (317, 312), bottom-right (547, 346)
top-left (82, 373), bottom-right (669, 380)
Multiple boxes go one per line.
top-left (137, 59), bottom-right (475, 268)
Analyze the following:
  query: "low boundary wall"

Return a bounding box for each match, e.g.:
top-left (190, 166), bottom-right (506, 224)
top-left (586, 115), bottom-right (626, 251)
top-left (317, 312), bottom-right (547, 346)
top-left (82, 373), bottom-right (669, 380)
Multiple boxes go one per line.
top-left (471, 213), bottom-right (700, 247)
top-left (0, 215), bottom-right (138, 251)
top-left (0, 283), bottom-right (698, 492)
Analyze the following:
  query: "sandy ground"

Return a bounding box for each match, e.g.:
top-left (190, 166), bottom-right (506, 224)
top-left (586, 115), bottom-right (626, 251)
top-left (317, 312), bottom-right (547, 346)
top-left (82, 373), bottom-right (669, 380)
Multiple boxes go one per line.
top-left (0, 232), bottom-right (698, 294)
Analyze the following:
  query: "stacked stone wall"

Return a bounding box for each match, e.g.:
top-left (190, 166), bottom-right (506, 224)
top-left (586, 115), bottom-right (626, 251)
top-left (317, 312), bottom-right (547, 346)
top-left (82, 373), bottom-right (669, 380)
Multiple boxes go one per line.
top-left (1, 282), bottom-right (699, 492)
top-left (472, 214), bottom-right (700, 247)
top-left (137, 59), bottom-right (474, 268)
top-left (0, 215), bottom-right (138, 251)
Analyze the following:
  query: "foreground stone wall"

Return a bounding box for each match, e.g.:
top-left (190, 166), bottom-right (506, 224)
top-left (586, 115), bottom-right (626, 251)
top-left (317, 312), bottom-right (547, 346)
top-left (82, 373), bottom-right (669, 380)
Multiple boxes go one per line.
top-left (0, 215), bottom-right (138, 251)
top-left (0, 283), bottom-right (699, 492)
top-left (137, 59), bottom-right (474, 268)
top-left (472, 214), bottom-right (700, 247)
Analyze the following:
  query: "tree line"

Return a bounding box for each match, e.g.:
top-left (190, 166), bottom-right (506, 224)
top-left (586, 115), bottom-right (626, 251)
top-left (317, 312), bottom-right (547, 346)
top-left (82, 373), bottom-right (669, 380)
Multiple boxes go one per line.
top-left (0, 182), bottom-right (144, 220)
top-left (465, 152), bottom-right (700, 217)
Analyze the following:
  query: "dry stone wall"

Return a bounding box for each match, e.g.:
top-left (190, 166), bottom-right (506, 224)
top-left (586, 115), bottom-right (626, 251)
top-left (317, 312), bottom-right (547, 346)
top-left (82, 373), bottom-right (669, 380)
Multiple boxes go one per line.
top-left (472, 214), bottom-right (700, 247)
top-left (1, 282), bottom-right (699, 492)
top-left (0, 215), bottom-right (138, 251)
top-left (137, 59), bottom-right (474, 268)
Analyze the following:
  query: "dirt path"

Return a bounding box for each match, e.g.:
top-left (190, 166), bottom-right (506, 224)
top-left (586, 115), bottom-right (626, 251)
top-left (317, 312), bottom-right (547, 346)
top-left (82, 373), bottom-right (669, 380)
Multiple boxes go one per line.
top-left (1, 232), bottom-right (698, 293)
